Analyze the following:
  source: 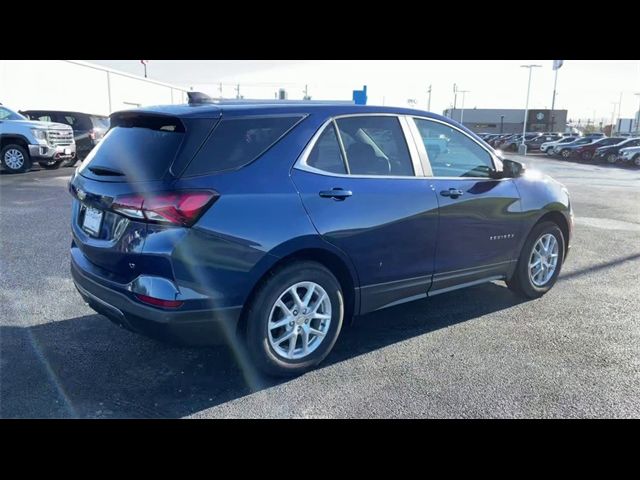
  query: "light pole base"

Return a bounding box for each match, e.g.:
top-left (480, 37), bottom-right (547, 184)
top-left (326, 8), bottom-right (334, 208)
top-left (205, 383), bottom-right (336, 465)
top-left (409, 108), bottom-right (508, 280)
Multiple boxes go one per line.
top-left (518, 144), bottom-right (528, 155)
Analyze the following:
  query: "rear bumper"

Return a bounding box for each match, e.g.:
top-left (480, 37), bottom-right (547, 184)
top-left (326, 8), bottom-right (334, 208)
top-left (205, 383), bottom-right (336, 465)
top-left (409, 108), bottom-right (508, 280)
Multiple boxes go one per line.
top-left (70, 251), bottom-right (242, 346)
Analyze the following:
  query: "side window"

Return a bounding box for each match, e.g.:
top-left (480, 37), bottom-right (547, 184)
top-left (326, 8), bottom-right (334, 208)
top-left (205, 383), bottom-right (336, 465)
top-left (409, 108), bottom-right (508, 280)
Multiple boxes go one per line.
top-left (334, 116), bottom-right (414, 176)
top-left (413, 118), bottom-right (494, 178)
top-left (307, 123), bottom-right (347, 174)
top-left (183, 116), bottom-right (302, 176)
top-left (36, 115), bottom-right (53, 122)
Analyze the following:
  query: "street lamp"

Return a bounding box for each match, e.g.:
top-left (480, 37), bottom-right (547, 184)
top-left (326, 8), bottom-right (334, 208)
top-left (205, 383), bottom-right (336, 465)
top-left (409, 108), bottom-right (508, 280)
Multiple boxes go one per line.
top-left (635, 93), bottom-right (640, 134)
top-left (500, 114), bottom-right (505, 133)
top-left (519, 64), bottom-right (542, 155)
top-left (458, 89), bottom-right (470, 125)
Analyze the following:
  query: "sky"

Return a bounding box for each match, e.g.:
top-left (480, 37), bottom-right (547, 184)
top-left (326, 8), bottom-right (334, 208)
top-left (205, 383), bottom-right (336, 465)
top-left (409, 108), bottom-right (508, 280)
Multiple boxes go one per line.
top-left (88, 60), bottom-right (640, 123)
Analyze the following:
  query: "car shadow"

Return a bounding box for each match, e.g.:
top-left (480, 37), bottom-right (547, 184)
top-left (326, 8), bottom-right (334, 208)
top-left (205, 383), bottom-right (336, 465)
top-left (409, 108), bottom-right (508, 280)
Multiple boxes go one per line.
top-left (0, 282), bottom-right (526, 419)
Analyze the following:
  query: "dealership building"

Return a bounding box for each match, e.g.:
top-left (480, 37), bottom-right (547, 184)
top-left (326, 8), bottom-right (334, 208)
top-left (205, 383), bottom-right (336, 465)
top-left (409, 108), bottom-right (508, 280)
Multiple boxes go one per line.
top-left (442, 108), bottom-right (568, 134)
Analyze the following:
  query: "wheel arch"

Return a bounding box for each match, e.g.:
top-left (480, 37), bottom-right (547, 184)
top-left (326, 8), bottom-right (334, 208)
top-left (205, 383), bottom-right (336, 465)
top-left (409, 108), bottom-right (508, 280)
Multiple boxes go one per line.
top-left (237, 240), bottom-right (360, 337)
top-left (533, 210), bottom-right (570, 257)
top-left (0, 134), bottom-right (31, 150)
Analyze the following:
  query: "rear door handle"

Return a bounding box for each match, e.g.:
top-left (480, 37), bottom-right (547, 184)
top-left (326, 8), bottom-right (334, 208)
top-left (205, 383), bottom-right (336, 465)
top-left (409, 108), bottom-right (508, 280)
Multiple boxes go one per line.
top-left (440, 188), bottom-right (464, 199)
top-left (319, 188), bottom-right (353, 200)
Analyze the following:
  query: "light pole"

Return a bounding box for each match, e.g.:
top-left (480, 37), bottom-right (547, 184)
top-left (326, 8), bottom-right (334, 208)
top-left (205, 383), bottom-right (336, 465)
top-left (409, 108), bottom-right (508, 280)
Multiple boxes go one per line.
top-left (519, 64), bottom-right (542, 155)
top-left (635, 93), bottom-right (640, 134)
top-left (610, 102), bottom-right (617, 135)
top-left (452, 83), bottom-right (458, 119)
top-left (427, 84), bottom-right (432, 111)
top-left (500, 114), bottom-right (505, 134)
top-left (458, 90), bottom-right (470, 126)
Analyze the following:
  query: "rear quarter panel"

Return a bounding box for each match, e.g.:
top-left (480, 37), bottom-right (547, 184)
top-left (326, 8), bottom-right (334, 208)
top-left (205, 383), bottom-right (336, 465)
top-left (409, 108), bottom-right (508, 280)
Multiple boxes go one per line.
top-left (169, 113), bottom-right (358, 308)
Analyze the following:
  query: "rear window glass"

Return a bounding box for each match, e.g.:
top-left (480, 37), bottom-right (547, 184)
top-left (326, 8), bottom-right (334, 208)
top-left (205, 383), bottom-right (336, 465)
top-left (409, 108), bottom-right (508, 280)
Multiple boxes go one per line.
top-left (183, 116), bottom-right (302, 176)
top-left (91, 116), bottom-right (110, 129)
top-left (79, 116), bottom-right (184, 181)
top-left (60, 114), bottom-right (92, 130)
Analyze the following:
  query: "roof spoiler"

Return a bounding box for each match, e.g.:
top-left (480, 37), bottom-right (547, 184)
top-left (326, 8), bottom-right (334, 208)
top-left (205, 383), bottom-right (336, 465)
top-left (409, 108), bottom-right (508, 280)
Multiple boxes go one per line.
top-left (187, 91), bottom-right (216, 105)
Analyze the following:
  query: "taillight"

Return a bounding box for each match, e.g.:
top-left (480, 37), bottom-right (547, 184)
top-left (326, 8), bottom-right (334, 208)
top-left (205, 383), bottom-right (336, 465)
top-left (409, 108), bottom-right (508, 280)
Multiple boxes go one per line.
top-left (112, 190), bottom-right (219, 226)
top-left (135, 293), bottom-right (183, 309)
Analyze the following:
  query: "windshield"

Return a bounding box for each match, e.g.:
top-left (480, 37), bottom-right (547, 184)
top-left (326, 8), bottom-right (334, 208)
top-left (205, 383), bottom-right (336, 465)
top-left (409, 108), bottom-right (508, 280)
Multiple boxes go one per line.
top-left (0, 106), bottom-right (27, 121)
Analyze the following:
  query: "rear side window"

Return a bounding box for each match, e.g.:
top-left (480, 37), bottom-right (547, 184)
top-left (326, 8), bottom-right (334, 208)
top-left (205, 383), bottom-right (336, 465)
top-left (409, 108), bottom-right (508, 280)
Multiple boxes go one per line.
top-left (79, 115), bottom-right (184, 181)
top-left (307, 123), bottom-right (347, 174)
top-left (183, 116), bottom-right (302, 176)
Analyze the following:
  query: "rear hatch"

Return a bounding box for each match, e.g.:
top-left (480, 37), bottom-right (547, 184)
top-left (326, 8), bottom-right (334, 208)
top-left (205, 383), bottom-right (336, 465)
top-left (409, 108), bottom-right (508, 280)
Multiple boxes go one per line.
top-left (70, 110), bottom-right (219, 281)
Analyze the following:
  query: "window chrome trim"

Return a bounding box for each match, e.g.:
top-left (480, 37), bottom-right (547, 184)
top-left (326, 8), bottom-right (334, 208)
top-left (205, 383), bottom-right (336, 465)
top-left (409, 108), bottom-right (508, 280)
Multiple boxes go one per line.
top-left (408, 115), bottom-right (504, 180)
top-left (294, 113), bottom-right (425, 179)
top-left (332, 119), bottom-right (350, 174)
top-left (403, 115), bottom-right (432, 177)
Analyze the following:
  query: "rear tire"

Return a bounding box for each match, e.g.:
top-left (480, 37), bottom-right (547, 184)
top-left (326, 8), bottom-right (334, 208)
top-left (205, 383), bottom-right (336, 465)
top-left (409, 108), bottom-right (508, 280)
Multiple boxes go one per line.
top-left (38, 159), bottom-right (64, 170)
top-left (63, 155), bottom-right (79, 167)
top-left (245, 261), bottom-right (344, 377)
top-left (633, 155), bottom-right (640, 167)
top-left (507, 221), bottom-right (565, 299)
top-left (1, 144), bottom-right (31, 173)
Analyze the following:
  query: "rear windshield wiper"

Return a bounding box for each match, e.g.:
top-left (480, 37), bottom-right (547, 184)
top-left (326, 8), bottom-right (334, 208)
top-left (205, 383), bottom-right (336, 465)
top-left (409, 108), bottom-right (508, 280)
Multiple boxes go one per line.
top-left (88, 166), bottom-right (125, 176)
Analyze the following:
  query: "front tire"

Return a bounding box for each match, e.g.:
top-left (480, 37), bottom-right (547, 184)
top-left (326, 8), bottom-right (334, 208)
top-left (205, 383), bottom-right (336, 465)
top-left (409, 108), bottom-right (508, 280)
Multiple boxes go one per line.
top-left (1, 144), bottom-right (32, 173)
top-left (561, 149), bottom-right (571, 160)
top-left (245, 261), bottom-right (344, 377)
top-left (606, 153), bottom-right (618, 164)
top-left (507, 221), bottom-right (565, 299)
top-left (633, 155), bottom-right (640, 168)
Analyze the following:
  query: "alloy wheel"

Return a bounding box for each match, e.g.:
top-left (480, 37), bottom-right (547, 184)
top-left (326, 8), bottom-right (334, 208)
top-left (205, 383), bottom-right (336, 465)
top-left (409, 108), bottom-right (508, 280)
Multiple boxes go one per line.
top-left (267, 281), bottom-right (332, 360)
top-left (528, 233), bottom-right (559, 287)
top-left (4, 149), bottom-right (25, 170)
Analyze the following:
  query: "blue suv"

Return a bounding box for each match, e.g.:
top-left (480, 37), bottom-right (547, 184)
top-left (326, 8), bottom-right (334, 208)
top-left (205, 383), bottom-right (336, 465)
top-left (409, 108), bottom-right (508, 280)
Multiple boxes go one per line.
top-left (69, 94), bottom-right (573, 376)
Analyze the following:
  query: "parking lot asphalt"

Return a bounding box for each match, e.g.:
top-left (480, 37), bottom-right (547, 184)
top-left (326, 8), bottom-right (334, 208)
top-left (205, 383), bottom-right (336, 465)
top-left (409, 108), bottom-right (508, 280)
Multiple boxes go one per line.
top-left (1, 155), bottom-right (639, 418)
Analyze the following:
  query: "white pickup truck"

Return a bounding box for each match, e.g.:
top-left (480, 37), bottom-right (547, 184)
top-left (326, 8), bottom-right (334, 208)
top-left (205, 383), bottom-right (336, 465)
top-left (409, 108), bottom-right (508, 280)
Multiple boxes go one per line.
top-left (0, 104), bottom-right (76, 173)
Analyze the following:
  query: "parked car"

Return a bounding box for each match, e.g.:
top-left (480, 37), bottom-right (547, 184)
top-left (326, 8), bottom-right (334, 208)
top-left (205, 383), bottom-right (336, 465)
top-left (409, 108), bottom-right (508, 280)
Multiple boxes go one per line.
top-left (69, 95), bottom-right (573, 376)
top-left (552, 137), bottom-right (599, 159)
top-left (495, 134), bottom-right (520, 149)
top-left (501, 133), bottom-right (542, 152)
top-left (21, 110), bottom-right (109, 166)
top-left (491, 134), bottom-right (514, 148)
top-left (541, 136), bottom-right (578, 154)
top-left (594, 137), bottom-right (640, 164)
top-left (0, 104), bottom-right (76, 173)
top-left (525, 134), bottom-right (563, 151)
top-left (618, 146), bottom-right (640, 167)
top-left (568, 137), bottom-right (626, 161)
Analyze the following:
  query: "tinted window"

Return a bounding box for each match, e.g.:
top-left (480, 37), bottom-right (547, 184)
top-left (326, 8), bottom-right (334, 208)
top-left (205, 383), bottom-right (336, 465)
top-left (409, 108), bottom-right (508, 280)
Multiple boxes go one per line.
top-left (184, 116), bottom-right (302, 176)
top-left (307, 123), bottom-right (346, 174)
top-left (78, 115), bottom-right (184, 180)
top-left (60, 114), bottom-right (92, 130)
top-left (335, 116), bottom-right (414, 176)
top-left (91, 116), bottom-right (110, 130)
top-left (414, 118), bottom-right (494, 178)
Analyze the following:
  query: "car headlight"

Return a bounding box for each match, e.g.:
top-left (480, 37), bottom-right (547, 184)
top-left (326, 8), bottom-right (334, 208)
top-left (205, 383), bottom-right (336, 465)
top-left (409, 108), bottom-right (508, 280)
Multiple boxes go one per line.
top-left (31, 129), bottom-right (48, 141)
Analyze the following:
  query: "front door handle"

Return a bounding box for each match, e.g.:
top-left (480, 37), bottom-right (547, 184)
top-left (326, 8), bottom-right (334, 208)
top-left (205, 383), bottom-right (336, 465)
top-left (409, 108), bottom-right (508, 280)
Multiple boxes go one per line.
top-left (440, 188), bottom-right (464, 199)
top-left (319, 188), bottom-right (353, 200)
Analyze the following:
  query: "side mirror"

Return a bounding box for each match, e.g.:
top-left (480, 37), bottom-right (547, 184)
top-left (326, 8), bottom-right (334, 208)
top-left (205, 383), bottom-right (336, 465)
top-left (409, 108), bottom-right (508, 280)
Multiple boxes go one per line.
top-left (502, 158), bottom-right (525, 178)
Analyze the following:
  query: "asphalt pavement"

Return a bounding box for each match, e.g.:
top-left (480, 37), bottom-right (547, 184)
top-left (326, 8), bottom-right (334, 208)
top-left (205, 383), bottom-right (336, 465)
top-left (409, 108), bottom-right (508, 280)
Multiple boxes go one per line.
top-left (1, 154), bottom-right (638, 418)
